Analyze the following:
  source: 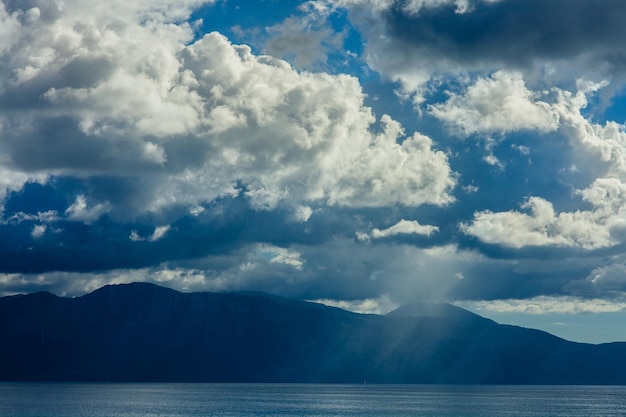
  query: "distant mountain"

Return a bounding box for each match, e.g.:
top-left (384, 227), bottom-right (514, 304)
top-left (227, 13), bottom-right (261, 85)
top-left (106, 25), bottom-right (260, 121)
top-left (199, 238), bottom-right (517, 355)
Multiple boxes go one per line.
top-left (387, 301), bottom-right (490, 323)
top-left (1, 282), bottom-right (626, 384)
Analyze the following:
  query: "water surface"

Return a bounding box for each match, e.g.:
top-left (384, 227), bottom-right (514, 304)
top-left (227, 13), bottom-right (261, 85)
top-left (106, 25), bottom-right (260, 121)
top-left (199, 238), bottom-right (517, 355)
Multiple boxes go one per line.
top-left (2, 383), bottom-right (626, 416)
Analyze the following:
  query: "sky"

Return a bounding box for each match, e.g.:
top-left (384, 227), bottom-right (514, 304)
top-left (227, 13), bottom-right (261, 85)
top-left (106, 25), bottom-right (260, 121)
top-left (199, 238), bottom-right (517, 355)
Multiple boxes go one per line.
top-left (1, 0), bottom-right (626, 344)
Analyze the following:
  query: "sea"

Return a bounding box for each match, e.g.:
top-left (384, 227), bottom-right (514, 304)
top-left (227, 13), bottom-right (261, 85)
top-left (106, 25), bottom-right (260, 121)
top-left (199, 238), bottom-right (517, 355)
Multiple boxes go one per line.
top-left (1, 383), bottom-right (626, 416)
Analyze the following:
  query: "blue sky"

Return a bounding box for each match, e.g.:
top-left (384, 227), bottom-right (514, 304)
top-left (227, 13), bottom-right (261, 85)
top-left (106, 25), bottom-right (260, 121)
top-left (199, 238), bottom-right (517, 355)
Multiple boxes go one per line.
top-left (1, 0), bottom-right (626, 343)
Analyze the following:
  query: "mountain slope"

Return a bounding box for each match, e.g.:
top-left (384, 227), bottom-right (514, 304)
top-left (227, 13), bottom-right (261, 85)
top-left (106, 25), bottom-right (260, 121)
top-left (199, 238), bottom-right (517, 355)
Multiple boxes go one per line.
top-left (1, 282), bottom-right (625, 383)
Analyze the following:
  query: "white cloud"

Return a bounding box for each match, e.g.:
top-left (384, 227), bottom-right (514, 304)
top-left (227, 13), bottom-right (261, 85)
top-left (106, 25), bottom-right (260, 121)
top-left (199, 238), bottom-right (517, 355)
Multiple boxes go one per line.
top-left (512, 144), bottom-right (530, 156)
top-left (129, 230), bottom-right (142, 242)
top-left (460, 82), bottom-right (626, 250)
top-left (0, 269), bottom-right (142, 297)
top-left (150, 225), bottom-right (171, 242)
top-left (0, 0), bottom-right (210, 214)
top-left (142, 142), bottom-right (168, 165)
top-left (483, 152), bottom-right (504, 168)
top-left (323, 114), bottom-right (455, 208)
top-left (0, 0), bottom-right (456, 221)
top-left (4, 210), bottom-right (59, 225)
top-left (65, 195), bottom-right (110, 224)
top-left (359, 219), bottom-right (438, 240)
top-left (312, 294), bottom-right (397, 314)
top-left (256, 244), bottom-right (304, 270)
top-left (291, 205), bottom-right (313, 222)
top-left (553, 80), bottom-right (626, 178)
top-left (129, 225), bottom-right (171, 242)
top-left (463, 296), bottom-right (626, 315)
top-left (31, 224), bottom-right (46, 239)
top-left (156, 33), bottom-right (455, 211)
top-left (429, 71), bottom-right (559, 136)
top-left (150, 267), bottom-right (209, 291)
top-left (461, 184), bottom-right (626, 250)
top-left (584, 262), bottom-right (626, 294)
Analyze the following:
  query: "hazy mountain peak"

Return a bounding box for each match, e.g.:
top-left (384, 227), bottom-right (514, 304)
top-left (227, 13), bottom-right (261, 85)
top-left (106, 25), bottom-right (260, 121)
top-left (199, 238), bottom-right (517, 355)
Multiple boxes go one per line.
top-left (387, 301), bottom-right (490, 323)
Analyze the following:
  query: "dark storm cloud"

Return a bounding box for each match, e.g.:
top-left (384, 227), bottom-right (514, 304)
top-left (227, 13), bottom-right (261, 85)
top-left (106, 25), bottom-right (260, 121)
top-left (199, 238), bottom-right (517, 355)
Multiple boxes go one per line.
top-left (58, 56), bottom-right (116, 89)
top-left (0, 182), bottom-right (362, 274)
top-left (384, 0), bottom-right (626, 73)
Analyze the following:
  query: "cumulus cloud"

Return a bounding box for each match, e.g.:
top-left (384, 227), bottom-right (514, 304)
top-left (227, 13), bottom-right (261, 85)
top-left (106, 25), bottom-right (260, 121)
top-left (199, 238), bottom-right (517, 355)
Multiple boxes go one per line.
top-left (0, 0), bottom-right (456, 221)
top-left (0, 0), bottom-right (210, 215)
top-left (461, 181), bottom-right (626, 250)
top-left (358, 218), bottom-right (438, 240)
top-left (429, 71), bottom-right (559, 135)
top-left (324, 115), bottom-right (455, 207)
top-left (554, 80), bottom-right (626, 178)
top-left (184, 37), bottom-right (456, 209)
top-left (30, 224), bottom-right (46, 239)
top-left (460, 81), bottom-right (626, 250)
top-left (65, 195), bottom-right (110, 224)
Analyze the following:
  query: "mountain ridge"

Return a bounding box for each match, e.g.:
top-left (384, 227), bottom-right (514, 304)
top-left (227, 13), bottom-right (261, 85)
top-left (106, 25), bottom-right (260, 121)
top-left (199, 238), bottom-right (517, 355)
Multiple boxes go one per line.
top-left (1, 282), bottom-right (625, 384)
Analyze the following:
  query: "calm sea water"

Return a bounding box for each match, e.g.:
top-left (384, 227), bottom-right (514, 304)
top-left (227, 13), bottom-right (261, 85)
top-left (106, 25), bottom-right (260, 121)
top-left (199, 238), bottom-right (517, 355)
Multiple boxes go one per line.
top-left (1, 383), bottom-right (626, 417)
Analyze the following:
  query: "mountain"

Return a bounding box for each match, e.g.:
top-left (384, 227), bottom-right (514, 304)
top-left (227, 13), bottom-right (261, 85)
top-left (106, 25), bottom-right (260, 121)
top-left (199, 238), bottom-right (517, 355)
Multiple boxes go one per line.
top-left (1, 282), bottom-right (626, 383)
top-left (386, 301), bottom-right (490, 323)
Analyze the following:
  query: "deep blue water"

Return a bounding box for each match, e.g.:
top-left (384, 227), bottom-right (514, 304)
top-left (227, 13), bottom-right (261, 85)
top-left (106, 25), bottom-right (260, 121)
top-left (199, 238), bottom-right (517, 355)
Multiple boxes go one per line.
top-left (1, 383), bottom-right (626, 416)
